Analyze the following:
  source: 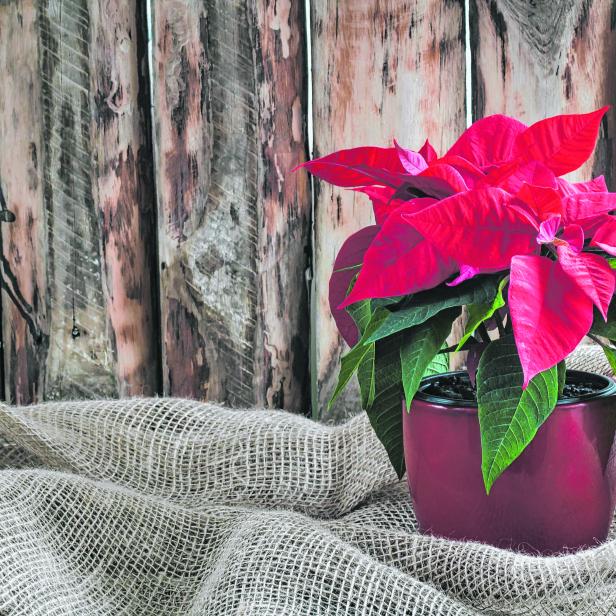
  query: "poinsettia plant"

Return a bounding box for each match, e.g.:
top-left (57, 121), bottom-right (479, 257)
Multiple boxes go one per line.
top-left (298, 107), bottom-right (616, 493)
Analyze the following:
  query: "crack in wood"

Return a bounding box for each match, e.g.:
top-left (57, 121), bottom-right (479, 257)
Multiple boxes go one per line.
top-left (0, 184), bottom-right (43, 343)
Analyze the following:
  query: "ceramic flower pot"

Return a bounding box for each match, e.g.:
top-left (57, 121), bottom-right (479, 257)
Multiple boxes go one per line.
top-left (403, 370), bottom-right (616, 555)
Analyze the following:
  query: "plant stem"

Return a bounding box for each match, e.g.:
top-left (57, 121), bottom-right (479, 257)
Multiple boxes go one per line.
top-left (540, 244), bottom-right (558, 260)
top-left (588, 333), bottom-right (616, 351)
top-left (477, 323), bottom-right (491, 344)
top-left (494, 310), bottom-right (506, 338)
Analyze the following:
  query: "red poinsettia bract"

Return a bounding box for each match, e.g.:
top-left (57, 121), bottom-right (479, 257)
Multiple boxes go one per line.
top-left (298, 107), bottom-right (614, 387)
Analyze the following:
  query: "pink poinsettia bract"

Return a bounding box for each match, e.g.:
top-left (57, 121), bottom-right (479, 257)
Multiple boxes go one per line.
top-left (298, 107), bottom-right (614, 388)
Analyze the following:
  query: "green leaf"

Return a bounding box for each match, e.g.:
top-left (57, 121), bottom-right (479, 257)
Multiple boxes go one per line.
top-left (328, 342), bottom-right (373, 410)
top-left (344, 278), bottom-right (401, 340)
top-left (357, 344), bottom-right (376, 408)
top-left (477, 335), bottom-right (559, 494)
top-left (589, 302), bottom-right (616, 340)
top-left (366, 335), bottom-right (405, 478)
top-left (581, 321), bottom-right (616, 376)
top-left (607, 258), bottom-right (616, 269)
top-left (328, 308), bottom-right (390, 409)
top-left (589, 337), bottom-right (616, 376)
top-left (557, 360), bottom-right (566, 398)
top-left (425, 351), bottom-right (449, 376)
top-left (346, 297), bottom-right (372, 337)
top-left (365, 274), bottom-right (501, 344)
top-left (372, 297), bottom-right (402, 309)
top-left (345, 299), bottom-right (380, 408)
top-left (455, 277), bottom-right (508, 351)
top-left (343, 286), bottom-right (406, 475)
top-left (400, 308), bottom-right (460, 409)
top-left (602, 346), bottom-right (616, 375)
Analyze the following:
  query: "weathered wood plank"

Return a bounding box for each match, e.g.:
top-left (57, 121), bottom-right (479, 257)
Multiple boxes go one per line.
top-left (88, 0), bottom-right (160, 396)
top-left (470, 0), bottom-right (616, 185)
top-left (310, 0), bottom-right (467, 421)
top-left (38, 0), bottom-right (109, 401)
top-left (0, 0), bottom-right (48, 404)
top-left (151, 0), bottom-right (310, 410)
top-left (0, 0), bottom-right (159, 403)
top-left (38, 0), bottom-right (159, 401)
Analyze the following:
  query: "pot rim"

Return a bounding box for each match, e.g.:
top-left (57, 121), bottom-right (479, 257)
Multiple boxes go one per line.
top-left (414, 370), bottom-right (616, 409)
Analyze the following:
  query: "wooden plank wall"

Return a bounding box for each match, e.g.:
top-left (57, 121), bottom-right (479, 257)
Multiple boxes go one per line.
top-left (310, 0), bottom-right (467, 421)
top-left (0, 0), bottom-right (159, 404)
top-left (0, 0), bottom-right (48, 404)
top-left (470, 0), bottom-right (616, 186)
top-left (0, 0), bottom-right (615, 416)
top-left (150, 0), bottom-right (311, 411)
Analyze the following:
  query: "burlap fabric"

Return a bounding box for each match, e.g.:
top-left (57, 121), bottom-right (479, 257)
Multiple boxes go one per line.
top-left (0, 348), bottom-right (614, 615)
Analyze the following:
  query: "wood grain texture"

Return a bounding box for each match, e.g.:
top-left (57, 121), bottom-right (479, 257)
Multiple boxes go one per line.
top-left (0, 0), bottom-right (159, 403)
top-left (470, 0), bottom-right (616, 185)
top-left (0, 0), bottom-right (48, 403)
top-left (38, 0), bottom-right (159, 400)
top-left (38, 0), bottom-right (113, 400)
top-left (310, 0), bottom-right (467, 421)
top-left (151, 0), bottom-right (310, 410)
top-left (88, 0), bottom-right (160, 396)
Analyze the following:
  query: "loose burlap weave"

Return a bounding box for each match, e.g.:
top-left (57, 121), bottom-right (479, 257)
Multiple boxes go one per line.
top-left (0, 348), bottom-right (614, 615)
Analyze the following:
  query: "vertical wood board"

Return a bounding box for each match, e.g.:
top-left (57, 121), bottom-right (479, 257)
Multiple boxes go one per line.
top-left (253, 0), bottom-right (311, 410)
top-left (38, 0), bottom-right (113, 399)
top-left (470, 0), bottom-right (616, 185)
top-left (310, 0), bottom-right (467, 421)
top-left (0, 0), bottom-right (48, 404)
top-left (0, 0), bottom-right (159, 403)
top-left (151, 0), bottom-right (310, 410)
top-left (88, 0), bottom-right (160, 396)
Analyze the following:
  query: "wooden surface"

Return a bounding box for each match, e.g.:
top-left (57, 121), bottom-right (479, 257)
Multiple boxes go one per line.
top-left (310, 0), bottom-right (467, 421)
top-left (88, 0), bottom-right (159, 396)
top-left (150, 0), bottom-right (310, 410)
top-left (0, 0), bottom-right (615, 413)
top-left (0, 0), bottom-right (159, 403)
top-left (0, 0), bottom-right (48, 403)
top-left (470, 0), bottom-right (616, 186)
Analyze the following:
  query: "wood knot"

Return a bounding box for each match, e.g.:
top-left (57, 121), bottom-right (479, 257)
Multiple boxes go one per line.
top-left (0, 209), bottom-right (16, 223)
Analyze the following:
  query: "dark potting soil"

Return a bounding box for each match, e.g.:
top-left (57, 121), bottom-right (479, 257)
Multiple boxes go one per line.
top-left (421, 373), bottom-right (607, 403)
top-left (423, 374), bottom-right (476, 402)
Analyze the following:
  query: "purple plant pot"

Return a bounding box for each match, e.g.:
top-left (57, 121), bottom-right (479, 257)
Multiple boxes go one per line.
top-left (403, 370), bottom-right (616, 555)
